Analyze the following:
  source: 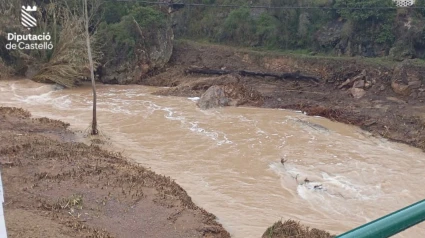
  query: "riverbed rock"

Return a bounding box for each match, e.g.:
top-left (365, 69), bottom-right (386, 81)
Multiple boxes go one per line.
top-left (391, 81), bottom-right (411, 96)
top-left (339, 69), bottom-right (367, 89)
top-left (197, 85), bottom-right (229, 110)
top-left (390, 61), bottom-right (424, 96)
top-left (350, 88), bottom-right (366, 99)
top-left (353, 80), bottom-right (365, 89)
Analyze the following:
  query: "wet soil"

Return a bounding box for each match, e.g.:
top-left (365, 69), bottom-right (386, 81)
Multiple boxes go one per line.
top-left (0, 107), bottom-right (230, 238)
top-left (262, 220), bottom-right (334, 238)
top-left (143, 41), bottom-right (425, 151)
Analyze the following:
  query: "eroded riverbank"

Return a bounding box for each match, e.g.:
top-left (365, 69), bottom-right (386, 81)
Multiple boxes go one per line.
top-left (0, 106), bottom-right (230, 238)
top-left (144, 41), bottom-right (425, 152)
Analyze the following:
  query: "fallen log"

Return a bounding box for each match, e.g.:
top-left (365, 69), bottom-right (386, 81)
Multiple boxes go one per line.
top-left (238, 70), bottom-right (281, 78)
top-left (185, 67), bottom-right (319, 83)
top-left (184, 68), bottom-right (232, 75)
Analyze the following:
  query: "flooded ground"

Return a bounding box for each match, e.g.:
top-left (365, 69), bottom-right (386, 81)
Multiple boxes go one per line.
top-left (1, 79), bottom-right (424, 237)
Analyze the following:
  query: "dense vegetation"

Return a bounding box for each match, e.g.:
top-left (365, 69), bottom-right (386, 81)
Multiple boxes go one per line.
top-left (2, 0), bottom-right (425, 82)
top-left (174, 0), bottom-right (425, 58)
top-left (97, 2), bottom-right (168, 63)
top-left (0, 0), bottom-right (169, 83)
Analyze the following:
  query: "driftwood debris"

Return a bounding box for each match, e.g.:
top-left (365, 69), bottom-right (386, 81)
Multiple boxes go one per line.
top-left (185, 67), bottom-right (320, 83)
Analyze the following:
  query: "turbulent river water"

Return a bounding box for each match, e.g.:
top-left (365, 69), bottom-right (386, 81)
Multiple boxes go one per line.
top-left (1, 79), bottom-right (425, 237)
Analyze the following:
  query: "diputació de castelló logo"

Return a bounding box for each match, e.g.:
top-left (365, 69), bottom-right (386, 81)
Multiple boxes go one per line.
top-left (5, 5), bottom-right (53, 51)
top-left (21, 5), bottom-right (37, 29)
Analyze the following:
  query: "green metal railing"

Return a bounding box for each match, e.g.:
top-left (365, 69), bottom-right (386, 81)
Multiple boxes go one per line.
top-left (337, 199), bottom-right (425, 238)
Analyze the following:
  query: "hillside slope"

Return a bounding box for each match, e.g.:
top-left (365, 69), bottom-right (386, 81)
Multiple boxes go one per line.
top-left (172, 0), bottom-right (425, 59)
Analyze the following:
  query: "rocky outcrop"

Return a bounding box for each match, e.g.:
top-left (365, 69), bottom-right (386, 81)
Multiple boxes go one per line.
top-left (100, 18), bottom-right (174, 85)
top-left (315, 12), bottom-right (425, 59)
top-left (338, 69), bottom-right (374, 99)
top-left (390, 15), bottom-right (425, 61)
top-left (391, 60), bottom-right (424, 97)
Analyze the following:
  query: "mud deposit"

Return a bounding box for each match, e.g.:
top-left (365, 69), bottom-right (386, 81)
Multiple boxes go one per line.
top-left (0, 107), bottom-right (230, 238)
top-left (145, 41), bottom-right (425, 152)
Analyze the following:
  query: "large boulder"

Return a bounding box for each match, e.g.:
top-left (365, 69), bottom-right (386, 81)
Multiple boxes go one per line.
top-left (350, 88), bottom-right (366, 99)
top-left (197, 85), bottom-right (229, 110)
top-left (197, 82), bottom-right (263, 110)
top-left (391, 81), bottom-right (411, 96)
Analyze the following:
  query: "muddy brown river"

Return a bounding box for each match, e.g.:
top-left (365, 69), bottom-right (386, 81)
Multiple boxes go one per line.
top-left (1, 79), bottom-right (425, 237)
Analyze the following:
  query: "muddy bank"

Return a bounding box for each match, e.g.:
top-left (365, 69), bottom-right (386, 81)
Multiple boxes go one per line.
top-left (143, 41), bottom-right (425, 151)
top-left (262, 220), bottom-right (334, 238)
top-left (0, 107), bottom-right (230, 238)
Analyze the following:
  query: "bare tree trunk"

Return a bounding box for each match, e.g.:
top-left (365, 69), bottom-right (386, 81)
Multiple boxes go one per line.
top-left (84, 0), bottom-right (98, 135)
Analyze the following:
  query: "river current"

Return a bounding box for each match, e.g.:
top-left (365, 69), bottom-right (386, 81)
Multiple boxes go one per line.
top-left (1, 79), bottom-right (424, 237)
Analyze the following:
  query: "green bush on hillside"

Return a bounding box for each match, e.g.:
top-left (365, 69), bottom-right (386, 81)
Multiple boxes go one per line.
top-left (97, 5), bottom-right (167, 61)
top-left (256, 13), bottom-right (279, 48)
top-left (221, 7), bottom-right (256, 45)
top-left (334, 0), bottom-right (396, 23)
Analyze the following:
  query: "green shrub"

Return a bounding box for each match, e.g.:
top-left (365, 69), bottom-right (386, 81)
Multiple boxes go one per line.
top-left (221, 7), bottom-right (256, 45)
top-left (334, 0), bottom-right (396, 23)
top-left (96, 6), bottom-right (167, 62)
top-left (256, 13), bottom-right (279, 48)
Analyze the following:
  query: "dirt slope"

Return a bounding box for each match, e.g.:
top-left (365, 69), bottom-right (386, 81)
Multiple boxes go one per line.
top-left (0, 107), bottom-right (230, 238)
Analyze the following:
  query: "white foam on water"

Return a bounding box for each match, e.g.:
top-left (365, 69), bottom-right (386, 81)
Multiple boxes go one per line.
top-left (110, 106), bottom-right (133, 115)
top-left (270, 160), bottom-right (384, 204)
top-left (189, 122), bottom-right (233, 145)
top-left (256, 129), bottom-right (266, 135)
top-left (139, 102), bottom-right (234, 146)
top-left (105, 88), bottom-right (144, 99)
top-left (188, 97), bottom-right (200, 102)
top-left (237, 115), bottom-right (255, 122)
top-left (16, 91), bottom-right (72, 110)
top-left (164, 107), bottom-right (186, 121)
top-left (268, 161), bottom-right (383, 223)
top-left (143, 101), bottom-right (163, 116)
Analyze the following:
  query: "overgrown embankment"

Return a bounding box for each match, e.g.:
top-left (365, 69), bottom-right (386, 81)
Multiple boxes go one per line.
top-left (144, 40), bottom-right (425, 151)
top-left (0, 106), bottom-right (230, 238)
top-left (0, 1), bottom-right (173, 87)
top-left (172, 0), bottom-right (425, 60)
